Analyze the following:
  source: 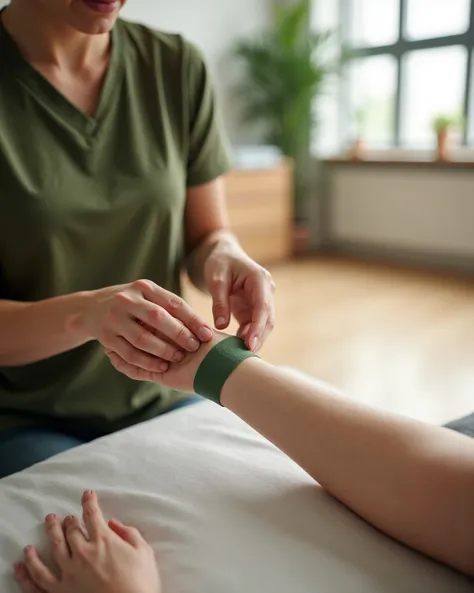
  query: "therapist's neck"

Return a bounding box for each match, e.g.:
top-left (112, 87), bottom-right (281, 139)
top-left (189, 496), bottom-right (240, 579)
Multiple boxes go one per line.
top-left (2, 1), bottom-right (110, 70)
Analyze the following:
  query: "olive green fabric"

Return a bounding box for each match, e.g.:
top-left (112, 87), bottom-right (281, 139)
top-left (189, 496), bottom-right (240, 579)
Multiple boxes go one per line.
top-left (194, 337), bottom-right (258, 406)
top-left (0, 16), bottom-right (231, 433)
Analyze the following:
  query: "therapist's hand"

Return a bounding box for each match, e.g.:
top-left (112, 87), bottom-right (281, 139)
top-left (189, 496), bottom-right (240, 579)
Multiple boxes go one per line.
top-left (14, 490), bottom-right (161, 593)
top-left (107, 331), bottom-right (229, 392)
top-left (204, 245), bottom-right (275, 352)
top-left (70, 280), bottom-right (213, 376)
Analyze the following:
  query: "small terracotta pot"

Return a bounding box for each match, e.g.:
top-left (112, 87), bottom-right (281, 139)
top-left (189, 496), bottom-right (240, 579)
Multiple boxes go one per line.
top-left (349, 137), bottom-right (365, 161)
top-left (436, 130), bottom-right (451, 162)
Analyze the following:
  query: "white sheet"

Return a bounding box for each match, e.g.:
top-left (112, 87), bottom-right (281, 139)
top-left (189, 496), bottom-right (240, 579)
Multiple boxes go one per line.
top-left (0, 401), bottom-right (471, 593)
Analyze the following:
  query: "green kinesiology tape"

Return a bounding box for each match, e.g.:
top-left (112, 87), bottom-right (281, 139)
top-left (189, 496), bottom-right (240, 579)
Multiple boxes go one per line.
top-left (193, 336), bottom-right (259, 405)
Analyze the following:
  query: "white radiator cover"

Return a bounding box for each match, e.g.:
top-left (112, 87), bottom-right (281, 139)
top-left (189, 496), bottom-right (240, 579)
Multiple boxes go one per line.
top-left (329, 167), bottom-right (474, 258)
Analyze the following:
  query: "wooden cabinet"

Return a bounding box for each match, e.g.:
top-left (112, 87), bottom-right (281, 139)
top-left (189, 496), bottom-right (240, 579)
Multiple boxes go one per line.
top-left (224, 160), bottom-right (293, 264)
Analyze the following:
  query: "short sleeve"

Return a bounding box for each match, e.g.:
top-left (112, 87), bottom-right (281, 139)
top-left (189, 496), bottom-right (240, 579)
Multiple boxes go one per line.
top-left (185, 42), bottom-right (232, 187)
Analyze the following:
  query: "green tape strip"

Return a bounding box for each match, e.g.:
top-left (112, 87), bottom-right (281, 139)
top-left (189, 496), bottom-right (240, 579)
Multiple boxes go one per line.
top-left (193, 336), bottom-right (258, 405)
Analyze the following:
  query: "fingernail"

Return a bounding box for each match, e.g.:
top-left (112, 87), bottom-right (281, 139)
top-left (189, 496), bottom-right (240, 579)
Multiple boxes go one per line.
top-left (45, 513), bottom-right (56, 521)
top-left (159, 362), bottom-right (169, 372)
top-left (173, 351), bottom-right (185, 362)
top-left (82, 490), bottom-right (93, 502)
top-left (216, 317), bottom-right (226, 328)
top-left (187, 337), bottom-right (199, 351)
top-left (250, 337), bottom-right (258, 351)
top-left (23, 545), bottom-right (32, 554)
top-left (199, 327), bottom-right (213, 341)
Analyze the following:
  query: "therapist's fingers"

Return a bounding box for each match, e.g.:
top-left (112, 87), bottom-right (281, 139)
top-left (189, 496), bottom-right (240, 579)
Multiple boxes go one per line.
top-left (45, 513), bottom-right (69, 567)
top-left (108, 518), bottom-right (145, 548)
top-left (82, 490), bottom-right (109, 541)
top-left (246, 280), bottom-right (273, 352)
top-left (22, 546), bottom-right (58, 591)
top-left (13, 562), bottom-right (43, 593)
top-left (106, 350), bottom-right (166, 383)
top-left (209, 268), bottom-right (231, 330)
top-left (135, 281), bottom-right (213, 344)
top-left (237, 323), bottom-right (251, 342)
top-left (63, 515), bottom-right (87, 554)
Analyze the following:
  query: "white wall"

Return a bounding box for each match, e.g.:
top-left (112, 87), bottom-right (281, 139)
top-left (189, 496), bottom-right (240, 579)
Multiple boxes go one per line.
top-left (328, 166), bottom-right (474, 260)
top-left (121, 0), bottom-right (271, 142)
top-left (310, 0), bottom-right (342, 157)
top-left (0, 0), bottom-right (272, 142)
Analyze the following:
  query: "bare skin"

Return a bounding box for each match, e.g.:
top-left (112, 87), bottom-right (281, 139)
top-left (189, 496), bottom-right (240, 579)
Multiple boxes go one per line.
top-left (16, 334), bottom-right (474, 591)
top-left (0, 281), bottom-right (213, 371)
top-left (112, 333), bottom-right (474, 577)
top-left (15, 491), bottom-right (161, 593)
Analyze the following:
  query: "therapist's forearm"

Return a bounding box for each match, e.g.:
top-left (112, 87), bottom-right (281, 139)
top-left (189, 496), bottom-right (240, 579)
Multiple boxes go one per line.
top-left (220, 359), bottom-right (474, 576)
top-left (0, 294), bottom-right (92, 366)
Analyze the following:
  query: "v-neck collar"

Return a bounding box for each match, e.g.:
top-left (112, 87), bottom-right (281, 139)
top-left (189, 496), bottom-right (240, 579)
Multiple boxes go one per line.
top-left (0, 10), bottom-right (123, 138)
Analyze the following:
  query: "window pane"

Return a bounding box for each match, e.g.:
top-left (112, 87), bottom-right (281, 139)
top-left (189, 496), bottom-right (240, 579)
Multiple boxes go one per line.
top-left (401, 46), bottom-right (467, 147)
top-left (350, 0), bottom-right (399, 47)
top-left (406, 0), bottom-right (470, 40)
top-left (349, 55), bottom-right (397, 146)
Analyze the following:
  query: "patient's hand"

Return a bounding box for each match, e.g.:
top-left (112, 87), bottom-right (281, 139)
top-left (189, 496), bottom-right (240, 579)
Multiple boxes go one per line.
top-left (14, 490), bottom-right (161, 593)
top-left (157, 330), bottom-right (230, 392)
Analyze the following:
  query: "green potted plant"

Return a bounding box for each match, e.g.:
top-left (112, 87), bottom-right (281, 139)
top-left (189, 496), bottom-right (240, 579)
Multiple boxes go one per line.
top-left (432, 113), bottom-right (464, 162)
top-left (234, 0), bottom-right (339, 255)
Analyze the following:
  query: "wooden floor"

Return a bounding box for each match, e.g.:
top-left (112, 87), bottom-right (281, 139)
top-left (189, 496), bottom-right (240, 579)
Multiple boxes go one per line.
top-left (186, 256), bottom-right (474, 425)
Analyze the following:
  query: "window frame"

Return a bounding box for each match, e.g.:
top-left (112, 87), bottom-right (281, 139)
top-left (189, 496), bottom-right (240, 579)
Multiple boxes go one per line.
top-left (340, 0), bottom-right (474, 147)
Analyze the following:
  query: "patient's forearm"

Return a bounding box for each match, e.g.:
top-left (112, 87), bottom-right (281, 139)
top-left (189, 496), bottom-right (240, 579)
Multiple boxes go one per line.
top-left (220, 359), bottom-right (474, 576)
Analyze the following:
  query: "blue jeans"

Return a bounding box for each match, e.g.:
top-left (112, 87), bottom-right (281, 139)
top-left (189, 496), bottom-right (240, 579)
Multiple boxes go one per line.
top-left (0, 396), bottom-right (202, 480)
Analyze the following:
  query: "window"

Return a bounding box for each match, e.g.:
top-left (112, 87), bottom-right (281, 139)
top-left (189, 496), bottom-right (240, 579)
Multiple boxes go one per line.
top-left (349, 55), bottom-right (397, 146)
top-left (402, 46), bottom-right (467, 146)
top-left (406, 0), bottom-right (471, 40)
top-left (350, 0), bottom-right (399, 47)
top-left (339, 0), bottom-right (474, 149)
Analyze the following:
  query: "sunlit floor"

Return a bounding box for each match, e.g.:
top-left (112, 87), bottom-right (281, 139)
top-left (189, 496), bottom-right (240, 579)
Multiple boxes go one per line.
top-left (186, 256), bottom-right (474, 425)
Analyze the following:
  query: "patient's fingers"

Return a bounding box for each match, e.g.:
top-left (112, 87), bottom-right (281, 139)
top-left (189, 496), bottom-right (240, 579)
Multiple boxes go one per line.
top-left (82, 490), bottom-right (109, 541)
top-left (13, 562), bottom-right (43, 593)
top-left (63, 515), bottom-right (87, 553)
top-left (45, 514), bottom-right (69, 567)
top-left (108, 518), bottom-right (144, 548)
top-left (22, 546), bottom-right (58, 591)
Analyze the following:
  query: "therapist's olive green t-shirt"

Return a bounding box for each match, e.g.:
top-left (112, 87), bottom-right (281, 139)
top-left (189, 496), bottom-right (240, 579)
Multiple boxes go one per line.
top-left (0, 17), bottom-right (231, 433)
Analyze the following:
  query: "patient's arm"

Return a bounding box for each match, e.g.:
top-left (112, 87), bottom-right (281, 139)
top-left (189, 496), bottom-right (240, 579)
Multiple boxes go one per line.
top-left (220, 358), bottom-right (474, 577)
top-left (154, 333), bottom-right (474, 577)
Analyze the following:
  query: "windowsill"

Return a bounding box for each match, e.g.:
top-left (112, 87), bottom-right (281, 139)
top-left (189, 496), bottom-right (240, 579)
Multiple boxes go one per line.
top-left (322, 148), bottom-right (474, 169)
top-left (324, 157), bottom-right (474, 169)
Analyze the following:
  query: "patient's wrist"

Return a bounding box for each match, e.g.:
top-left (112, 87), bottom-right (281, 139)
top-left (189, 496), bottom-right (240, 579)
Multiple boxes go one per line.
top-left (220, 356), bottom-right (266, 409)
top-left (193, 336), bottom-right (259, 405)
